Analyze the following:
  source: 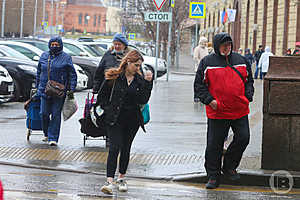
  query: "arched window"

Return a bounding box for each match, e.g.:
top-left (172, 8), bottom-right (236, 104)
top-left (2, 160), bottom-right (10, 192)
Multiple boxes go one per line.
top-left (84, 14), bottom-right (89, 25)
top-left (94, 15), bottom-right (97, 27)
top-left (252, 0), bottom-right (258, 54)
top-left (78, 13), bottom-right (82, 25)
top-left (98, 15), bottom-right (101, 26)
top-left (282, 0), bottom-right (290, 55)
top-left (271, 0), bottom-right (278, 54)
top-left (245, 0), bottom-right (250, 49)
top-left (262, 0), bottom-right (268, 49)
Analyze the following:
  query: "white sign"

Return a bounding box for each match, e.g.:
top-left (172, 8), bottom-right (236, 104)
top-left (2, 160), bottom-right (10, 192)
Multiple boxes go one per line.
top-left (153, 0), bottom-right (167, 11)
top-left (227, 9), bottom-right (236, 22)
top-left (144, 12), bottom-right (172, 22)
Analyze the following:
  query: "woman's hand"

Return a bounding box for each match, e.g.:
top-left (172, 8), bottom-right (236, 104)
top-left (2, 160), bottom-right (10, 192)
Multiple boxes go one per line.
top-left (144, 70), bottom-right (153, 81)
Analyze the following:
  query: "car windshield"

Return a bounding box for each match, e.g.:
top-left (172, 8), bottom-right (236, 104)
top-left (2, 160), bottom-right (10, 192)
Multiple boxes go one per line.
top-left (64, 43), bottom-right (85, 56)
top-left (0, 45), bottom-right (31, 60)
top-left (82, 45), bottom-right (98, 57)
top-left (89, 44), bottom-right (105, 56)
top-left (4, 44), bottom-right (40, 60)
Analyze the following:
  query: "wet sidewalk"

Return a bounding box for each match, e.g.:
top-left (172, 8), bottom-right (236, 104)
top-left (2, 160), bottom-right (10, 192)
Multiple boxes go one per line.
top-left (0, 71), bottom-right (263, 180)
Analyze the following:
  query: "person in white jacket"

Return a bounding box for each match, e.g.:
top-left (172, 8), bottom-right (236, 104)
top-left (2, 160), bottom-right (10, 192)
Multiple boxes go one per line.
top-left (193, 37), bottom-right (209, 102)
top-left (194, 37), bottom-right (209, 72)
top-left (258, 46), bottom-right (273, 78)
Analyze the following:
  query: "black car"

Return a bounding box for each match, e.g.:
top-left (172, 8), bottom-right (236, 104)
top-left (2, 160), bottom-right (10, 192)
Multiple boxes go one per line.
top-left (71, 56), bottom-right (98, 89)
top-left (0, 57), bottom-right (37, 101)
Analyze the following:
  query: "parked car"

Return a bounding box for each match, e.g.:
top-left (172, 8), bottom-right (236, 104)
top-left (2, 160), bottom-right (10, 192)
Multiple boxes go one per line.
top-left (0, 40), bottom-right (89, 91)
top-left (0, 41), bottom-right (42, 61)
top-left (0, 57), bottom-right (37, 101)
top-left (0, 65), bottom-right (14, 103)
top-left (74, 64), bottom-right (88, 91)
top-left (71, 56), bottom-right (98, 89)
top-left (0, 45), bottom-right (32, 61)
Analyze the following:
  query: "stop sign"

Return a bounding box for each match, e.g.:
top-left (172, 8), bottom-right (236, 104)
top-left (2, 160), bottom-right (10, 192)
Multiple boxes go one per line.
top-left (153, 0), bottom-right (167, 11)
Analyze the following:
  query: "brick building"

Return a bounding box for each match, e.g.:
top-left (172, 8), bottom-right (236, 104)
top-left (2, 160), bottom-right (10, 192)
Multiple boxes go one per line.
top-left (185, 0), bottom-right (300, 56)
top-left (45, 0), bottom-right (107, 34)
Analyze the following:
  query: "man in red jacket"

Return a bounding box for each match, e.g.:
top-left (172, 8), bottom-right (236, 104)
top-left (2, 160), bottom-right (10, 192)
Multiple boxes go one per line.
top-left (194, 33), bottom-right (254, 189)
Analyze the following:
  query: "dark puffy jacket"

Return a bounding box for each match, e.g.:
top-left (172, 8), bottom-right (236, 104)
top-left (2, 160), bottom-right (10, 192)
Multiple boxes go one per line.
top-left (36, 37), bottom-right (77, 98)
top-left (194, 33), bottom-right (254, 119)
top-left (96, 72), bottom-right (153, 131)
top-left (93, 47), bottom-right (132, 93)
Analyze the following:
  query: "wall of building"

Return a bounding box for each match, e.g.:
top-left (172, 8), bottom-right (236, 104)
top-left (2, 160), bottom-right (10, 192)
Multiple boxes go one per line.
top-left (187, 0), bottom-right (300, 56)
top-left (0, 0), bottom-right (43, 37)
top-left (105, 7), bottom-right (122, 34)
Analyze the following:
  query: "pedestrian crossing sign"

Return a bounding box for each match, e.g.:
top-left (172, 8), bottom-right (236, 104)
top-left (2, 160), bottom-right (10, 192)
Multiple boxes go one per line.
top-left (189, 2), bottom-right (206, 18)
top-left (128, 33), bottom-right (136, 40)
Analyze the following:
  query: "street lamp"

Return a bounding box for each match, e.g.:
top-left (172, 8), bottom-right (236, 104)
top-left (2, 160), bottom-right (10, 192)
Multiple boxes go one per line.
top-left (84, 15), bottom-right (90, 34)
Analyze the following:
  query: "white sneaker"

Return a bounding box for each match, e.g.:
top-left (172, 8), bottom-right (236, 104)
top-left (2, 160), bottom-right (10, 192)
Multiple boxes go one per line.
top-left (49, 141), bottom-right (57, 146)
top-left (117, 179), bottom-right (128, 192)
top-left (101, 181), bottom-right (113, 194)
top-left (42, 136), bottom-right (48, 142)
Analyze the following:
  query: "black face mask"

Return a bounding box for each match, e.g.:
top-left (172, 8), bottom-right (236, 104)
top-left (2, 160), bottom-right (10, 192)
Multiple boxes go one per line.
top-left (50, 46), bottom-right (61, 55)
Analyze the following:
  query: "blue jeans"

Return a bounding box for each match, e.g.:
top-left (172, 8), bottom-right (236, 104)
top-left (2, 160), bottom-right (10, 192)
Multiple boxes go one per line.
top-left (40, 96), bottom-right (65, 142)
top-left (254, 63), bottom-right (262, 79)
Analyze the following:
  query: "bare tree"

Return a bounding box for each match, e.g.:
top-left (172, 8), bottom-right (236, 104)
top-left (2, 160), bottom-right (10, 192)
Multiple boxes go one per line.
top-left (123, 0), bottom-right (189, 64)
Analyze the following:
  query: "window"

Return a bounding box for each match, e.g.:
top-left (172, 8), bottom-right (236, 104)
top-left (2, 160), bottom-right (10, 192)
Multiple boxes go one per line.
top-left (6, 45), bottom-right (39, 61)
top-left (64, 43), bottom-right (85, 56)
top-left (78, 13), bottom-right (82, 25)
top-left (98, 15), bottom-right (101, 26)
top-left (84, 14), bottom-right (89, 25)
top-left (94, 15), bottom-right (97, 27)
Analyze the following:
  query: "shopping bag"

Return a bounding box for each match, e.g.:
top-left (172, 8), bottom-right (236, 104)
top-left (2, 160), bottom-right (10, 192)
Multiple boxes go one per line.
top-left (63, 96), bottom-right (78, 121)
top-left (141, 103), bottom-right (150, 125)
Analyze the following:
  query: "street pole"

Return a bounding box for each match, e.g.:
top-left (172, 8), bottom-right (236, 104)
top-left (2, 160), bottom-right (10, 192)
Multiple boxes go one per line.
top-left (42, 0), bottom-right (45, 22)
top-left (51, 0), bottom-right (54, 37)
top-left (20, 0), bottom-right (24, 38)
top-left (167, 6), bottom-right (173, 82)
top-left (175, 29), bottom-right (180, 69)
top-left (155, 21), bottom-right (160, 84)
top-left (33, 0), bottom-right (38, 37)
top-left (195, 23), bottom-right (198, 49)
top-left (1, 0), bottom-right (6, 37)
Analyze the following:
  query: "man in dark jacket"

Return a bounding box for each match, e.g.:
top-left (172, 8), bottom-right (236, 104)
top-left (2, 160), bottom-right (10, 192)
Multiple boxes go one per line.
top-left (254, 45), bottom-right (264, 79)
top-left (93, 33), bottom-right (131, 93)
top-left (244, 48), bottom-right (254, 66)
top-left (194, 33), bottom-right (254, 189)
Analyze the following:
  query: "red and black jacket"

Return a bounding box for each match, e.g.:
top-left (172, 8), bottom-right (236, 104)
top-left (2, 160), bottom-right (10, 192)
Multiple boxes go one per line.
top-left (194, 33), bottom-right (254, 119)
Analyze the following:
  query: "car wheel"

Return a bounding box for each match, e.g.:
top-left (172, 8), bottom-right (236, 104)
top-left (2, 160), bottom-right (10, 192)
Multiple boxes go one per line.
top-left (85, 71), bottom-right (94, 89)
top-left (12, 79), bottom-right (21, 101)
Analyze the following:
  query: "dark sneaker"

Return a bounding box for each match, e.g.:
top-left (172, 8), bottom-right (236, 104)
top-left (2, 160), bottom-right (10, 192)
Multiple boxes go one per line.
top-left (205, 177), bottom-right (220, 189)
top-left (222, 169), bottom-right (240, 181)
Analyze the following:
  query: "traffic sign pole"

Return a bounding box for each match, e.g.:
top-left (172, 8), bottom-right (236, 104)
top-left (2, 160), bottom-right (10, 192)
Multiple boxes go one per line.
top-left (167, 6), bottom-right (172, 82)
top-left (155, 21), bottom-right (160, 84)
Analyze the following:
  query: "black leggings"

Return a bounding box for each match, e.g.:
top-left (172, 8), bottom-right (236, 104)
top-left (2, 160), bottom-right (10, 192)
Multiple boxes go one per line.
top-left (106, 115), bottom-right (139, 178)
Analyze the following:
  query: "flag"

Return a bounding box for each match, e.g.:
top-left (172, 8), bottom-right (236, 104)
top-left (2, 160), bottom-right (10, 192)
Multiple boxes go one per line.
top-left (221, 10), bottom-right (228, 24)
top-left (227, 9), bottom-right (236, 22)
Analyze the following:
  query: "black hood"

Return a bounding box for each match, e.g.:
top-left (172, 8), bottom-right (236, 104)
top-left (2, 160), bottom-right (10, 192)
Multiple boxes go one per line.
top-left (213, 33), bottom-right (233, 56)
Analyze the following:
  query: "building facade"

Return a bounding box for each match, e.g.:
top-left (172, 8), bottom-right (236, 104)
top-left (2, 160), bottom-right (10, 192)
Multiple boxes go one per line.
top-left (0, 0), bottom-right (44, 37)
top-left (45, 0), bottom-right (107, 34)
top-left (187, 0), bottom-right (300, 56)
